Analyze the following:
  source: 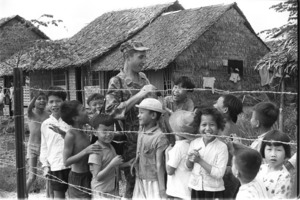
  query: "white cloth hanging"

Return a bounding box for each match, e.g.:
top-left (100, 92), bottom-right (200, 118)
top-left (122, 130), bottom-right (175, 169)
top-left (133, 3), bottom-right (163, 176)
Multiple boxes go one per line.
top-left (203, 77), bottom-right (216, 93)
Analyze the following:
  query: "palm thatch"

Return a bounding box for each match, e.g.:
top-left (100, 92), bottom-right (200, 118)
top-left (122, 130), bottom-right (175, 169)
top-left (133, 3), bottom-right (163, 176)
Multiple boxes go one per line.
top-left (0, 15), bottom-right (49, 40)
top-left (92, 2), bottom-right (268, 71)
top-left (0, 2), bottom-right (183, 75)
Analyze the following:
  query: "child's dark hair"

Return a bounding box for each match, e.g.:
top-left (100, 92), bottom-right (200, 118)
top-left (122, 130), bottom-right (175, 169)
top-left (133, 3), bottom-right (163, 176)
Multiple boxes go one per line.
top-left (174, 76), bottom-right (195, 92)
top-left (47, 86), bottom-right (67, 101)
top-left (260, 130), bottom-right (291, 159)
top-left (36, 91), bottom-right (47, 98)
top-left (90, 113), bottom-right (115, 129)
top-left (87, 93), bottom-right (104, 105)
top-left (233, 143), bottom-right (262, 182)
top-left (195, 107), bottom-right (225, 131)
top-left (253, 102), bottom-right (279, 129)
top-left (221, 94), bottom-right (243, 123)
top-left (149, 110), bottom-right (162, 121)
top-left (60, 100), bottom-right (81, 126)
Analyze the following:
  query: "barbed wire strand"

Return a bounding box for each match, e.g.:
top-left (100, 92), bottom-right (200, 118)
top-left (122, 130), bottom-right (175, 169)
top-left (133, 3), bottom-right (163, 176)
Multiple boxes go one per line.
top-left (1, 86), bottom-right (298, 95)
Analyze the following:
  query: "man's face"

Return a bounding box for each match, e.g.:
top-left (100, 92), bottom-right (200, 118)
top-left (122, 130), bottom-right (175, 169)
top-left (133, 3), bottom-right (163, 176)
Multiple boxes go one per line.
top-left (172, 84), bottom-right (188, 102)
top-left (75, 104), bottom-right (90, 125)
top-left (128, 51), bottom-right (147, 72)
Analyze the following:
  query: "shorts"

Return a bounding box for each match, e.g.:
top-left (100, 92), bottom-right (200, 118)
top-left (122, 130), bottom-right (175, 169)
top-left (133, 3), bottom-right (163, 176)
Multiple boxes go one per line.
top-left (49, 168), bottom-right (70, 192)
top-left (68, 171), bottom-right (92, 199)
top-left (26, 143), bottom-right (41, 159)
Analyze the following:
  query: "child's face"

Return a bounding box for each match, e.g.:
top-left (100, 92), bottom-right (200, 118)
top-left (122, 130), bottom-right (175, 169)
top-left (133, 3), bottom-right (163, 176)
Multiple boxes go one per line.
top-left (172, 84), bottom-right (188, 102)
top-left (89, 100), bottom-right (103, 114)
top-left (95, 124), bottom-right (114, 143)
top-left (250, 111), bottom-right (259, 129)
top-left (264, 145), bottom-right (286, 169)
top-left (138, 108), bottom-right (155, 126)
top-left (47, 95), bottom-right (63, 115)
top-left (75, 104), bottom-right (89, 125)
top-left (35, 95), bottom-right (47, 109)
top-left (214, 96), bottom-right (226, 113)
top-left (199, 114), bottom-right (219, 137)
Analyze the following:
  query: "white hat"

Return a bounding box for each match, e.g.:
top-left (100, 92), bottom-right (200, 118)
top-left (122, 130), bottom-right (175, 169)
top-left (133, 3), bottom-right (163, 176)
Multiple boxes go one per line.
top-left (136, 98), bottom-right (164, 113)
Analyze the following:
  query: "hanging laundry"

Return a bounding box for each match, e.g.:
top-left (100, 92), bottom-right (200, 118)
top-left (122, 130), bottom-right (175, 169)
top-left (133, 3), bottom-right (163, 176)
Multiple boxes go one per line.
top-left (203, 77), bottom-right (216, 93)
top-left (259, 66), bottom-right (273, 86)
top-left (229, 72), bottom-right (241, 83)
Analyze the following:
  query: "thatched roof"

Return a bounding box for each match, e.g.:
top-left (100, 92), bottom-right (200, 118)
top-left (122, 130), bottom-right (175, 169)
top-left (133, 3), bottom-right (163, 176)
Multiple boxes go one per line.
top-left (0, 2), bottom-right (183, 74)
top-left (0, 39), bottom-right (76, 76)
top-left (67, 1), bottom-right (183, 67)
top-left (0, 15), bottom-right (49, 40)
top-left (92, 2), bottom-right (269, 71)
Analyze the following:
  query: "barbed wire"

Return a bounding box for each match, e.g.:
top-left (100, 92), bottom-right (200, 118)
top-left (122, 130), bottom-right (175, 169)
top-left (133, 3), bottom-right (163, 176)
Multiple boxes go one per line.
top-left (1, 86), bottom-right (298, 95)
top-left (0, 159), bottom-right (122, 199)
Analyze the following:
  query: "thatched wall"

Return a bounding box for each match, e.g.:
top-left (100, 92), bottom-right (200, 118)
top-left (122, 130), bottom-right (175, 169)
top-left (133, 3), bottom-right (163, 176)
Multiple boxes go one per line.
top-left (172, 8), bottom-right (269, 106)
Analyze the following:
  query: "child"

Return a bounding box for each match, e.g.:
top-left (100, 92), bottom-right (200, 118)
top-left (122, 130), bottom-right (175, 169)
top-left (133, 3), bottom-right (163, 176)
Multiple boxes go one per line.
top-left (231, 142), bottom-right (269, 199)
top-left (26, 91), bottom-right (49, 197)
top-left (165, 110), bottom-right (198, 200)
top-left (87, 93), bottom-right (104, 118)
top-left (132, 98), bottom-right (169, 199)
top-left (61, 100), bottom-right (102, 199)
top-left (257, 130), bottom-right (292, 198)
top-left (40, 86), bottom-right (70, 199)
top-left (88, 113), bottom-right (132, 198)
top-left (250, 102), bottom-right (279, 151)
top-left (213, 94), bottom-right (243, 199)
top-left (186, 107), bottom-right (228, 199)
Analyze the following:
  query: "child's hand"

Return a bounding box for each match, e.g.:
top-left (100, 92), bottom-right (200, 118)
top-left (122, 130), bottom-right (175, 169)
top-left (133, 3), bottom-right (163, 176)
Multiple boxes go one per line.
top-left (110, 155), bottom-right (123, 167)
top-left (120, 158), bottom-right (135, 168)
top-left (85, 144), bottom-right (102, 155)
top-left (43, 167), bottom-right (50, 177)
top-left (192, 150), bottom-right (201, 163)
top-left (130, 158), bottom-right (138, 176)
top-left (49, 124), bottom-right (66, 138)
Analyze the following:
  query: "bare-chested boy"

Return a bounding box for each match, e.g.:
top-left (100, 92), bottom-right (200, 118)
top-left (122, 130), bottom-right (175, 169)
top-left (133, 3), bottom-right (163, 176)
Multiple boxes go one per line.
top-left (26, 91), bottom-right (49, 197)
top-left (61, 100), bottom-right (102, 199)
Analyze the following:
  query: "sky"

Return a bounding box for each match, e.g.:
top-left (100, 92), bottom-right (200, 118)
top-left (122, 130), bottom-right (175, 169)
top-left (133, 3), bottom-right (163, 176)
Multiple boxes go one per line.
top-left (0, 0), bottom-right (289, 40)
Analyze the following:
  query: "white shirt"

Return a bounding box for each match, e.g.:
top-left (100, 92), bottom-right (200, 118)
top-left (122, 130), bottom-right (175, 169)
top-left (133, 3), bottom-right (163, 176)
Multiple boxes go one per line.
top-left (250, 132), bottom-right (268, 152)
top-left (236, 178), bottom-right (269, 200)
top-left (187, 137), bottom-right (228, 191)
top-left (40, 115), bottom-right (70, 171)
top-left (166, 140), bottom-right (191, 200)
top-left (0, 92), bottom-right (5, 104)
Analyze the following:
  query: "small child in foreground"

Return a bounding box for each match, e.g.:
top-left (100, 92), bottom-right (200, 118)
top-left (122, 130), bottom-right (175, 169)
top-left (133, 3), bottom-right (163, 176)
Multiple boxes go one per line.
top-left (61, 100), bottom-right (102, 199)
top-left (88, 114), bottom-right (133, 198)
top-left (186, 108), bottom-right (228, 199)
top-left (132, 98), bottom-right (169, 199)
top-left (250, 102), bottom-right (279, 151)
top-left (231, 142), bottom-right (269, 199)
top-left (165, 110), bottom-right (199, 200)
top-left (257, 130), bottom-right (292, 199)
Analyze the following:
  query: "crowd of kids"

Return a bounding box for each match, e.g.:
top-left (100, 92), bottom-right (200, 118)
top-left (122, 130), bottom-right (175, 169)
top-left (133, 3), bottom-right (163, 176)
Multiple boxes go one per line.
top-left (23, 38), bottom-right (296, 200)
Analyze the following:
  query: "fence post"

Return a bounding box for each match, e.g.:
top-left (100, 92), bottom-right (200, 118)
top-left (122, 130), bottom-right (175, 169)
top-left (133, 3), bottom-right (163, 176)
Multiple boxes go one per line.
top-left (14, 68), bottom-right (26, 199)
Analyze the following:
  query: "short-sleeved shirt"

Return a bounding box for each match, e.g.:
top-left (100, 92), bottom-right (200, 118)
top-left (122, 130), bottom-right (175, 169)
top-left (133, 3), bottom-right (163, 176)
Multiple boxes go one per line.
top-left (236, 178), bottom-right (269, 200)
top-left (137, 125), bottom-right (169, 181)
top-left (188, 137), bottom-right (228, 191)
top-left (164, 96), bottom-right (194, 112)
top-left (257, 164), bottom-right (291, 199)
top-left (105, 70), bottom-right (150, 160)
top-left (166, 140), bottom-right (191, 200)
top-left (88, 141), bottom-right (118, 193)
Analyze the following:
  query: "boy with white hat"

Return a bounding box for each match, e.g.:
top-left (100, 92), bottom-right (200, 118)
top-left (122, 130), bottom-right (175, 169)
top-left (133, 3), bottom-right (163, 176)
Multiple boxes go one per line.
top-left (131, 98), bottom-right (169, 199)
top-left (165, 110), bottom-right (199, 200)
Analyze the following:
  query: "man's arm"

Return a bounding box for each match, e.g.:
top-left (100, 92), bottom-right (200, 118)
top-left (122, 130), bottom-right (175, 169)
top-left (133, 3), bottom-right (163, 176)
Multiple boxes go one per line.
top-left (40, 123), bottom-right (50, 170)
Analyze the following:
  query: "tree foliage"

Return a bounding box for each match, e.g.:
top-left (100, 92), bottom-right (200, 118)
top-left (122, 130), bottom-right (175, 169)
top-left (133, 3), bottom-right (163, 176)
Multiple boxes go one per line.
top-left (256, 0), bottom-right (297, 77)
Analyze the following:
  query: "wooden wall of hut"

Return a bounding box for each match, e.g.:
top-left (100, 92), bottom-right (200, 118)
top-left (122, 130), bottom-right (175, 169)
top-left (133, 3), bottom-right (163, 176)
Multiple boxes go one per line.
top-left (173, 7), bottom-right (269, 106)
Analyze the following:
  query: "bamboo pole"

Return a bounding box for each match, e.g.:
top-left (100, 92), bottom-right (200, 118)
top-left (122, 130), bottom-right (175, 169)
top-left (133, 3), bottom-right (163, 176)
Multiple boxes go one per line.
top-left (14, 68), bottom-right (26, 199)
top-left (278, 73), bottom-right (284, 131)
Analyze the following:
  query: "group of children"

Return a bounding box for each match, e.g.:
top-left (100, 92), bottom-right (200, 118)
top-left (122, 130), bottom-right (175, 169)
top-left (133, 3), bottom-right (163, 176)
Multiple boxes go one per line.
top-left (25, 79), bottom-right (296, 200)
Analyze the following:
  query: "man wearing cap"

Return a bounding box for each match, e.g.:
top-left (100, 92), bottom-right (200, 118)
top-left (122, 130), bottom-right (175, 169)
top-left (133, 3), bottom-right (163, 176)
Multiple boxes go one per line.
top-left (105, 40), bottom-right (156, 198)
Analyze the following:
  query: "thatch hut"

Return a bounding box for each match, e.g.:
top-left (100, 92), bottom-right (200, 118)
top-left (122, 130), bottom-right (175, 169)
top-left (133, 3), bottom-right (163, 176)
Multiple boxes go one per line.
top-left (90, 2), bottom-right (269, 104)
